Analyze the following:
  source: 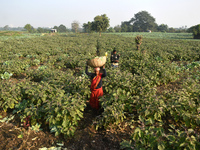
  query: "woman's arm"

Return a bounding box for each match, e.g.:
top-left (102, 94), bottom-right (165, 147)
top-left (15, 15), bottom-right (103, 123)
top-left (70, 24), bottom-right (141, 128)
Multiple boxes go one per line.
top-left (102, 65), bottom-right (107, 77)
top-left (85, 65), bottom-right (93, 77)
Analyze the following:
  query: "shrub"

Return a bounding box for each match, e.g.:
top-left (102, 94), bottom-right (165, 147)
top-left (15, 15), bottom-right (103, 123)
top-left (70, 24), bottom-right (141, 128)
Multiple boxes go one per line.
top-left (192, 24), bottom-right (200, 39)
top-left (1, 72), bottom-right (13, 80)
top-left (135, 35), bottom-right (143, 50)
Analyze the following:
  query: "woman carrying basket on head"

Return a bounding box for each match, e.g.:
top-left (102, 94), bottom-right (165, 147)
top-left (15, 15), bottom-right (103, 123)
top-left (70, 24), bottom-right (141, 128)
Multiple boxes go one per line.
top-left (85, 62), bottom-right (107, 110)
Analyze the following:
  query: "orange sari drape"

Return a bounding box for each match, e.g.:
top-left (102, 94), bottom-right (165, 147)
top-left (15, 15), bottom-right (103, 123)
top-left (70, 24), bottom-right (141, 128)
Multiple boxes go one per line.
top-left (90, 74), bottom-right (103, 110)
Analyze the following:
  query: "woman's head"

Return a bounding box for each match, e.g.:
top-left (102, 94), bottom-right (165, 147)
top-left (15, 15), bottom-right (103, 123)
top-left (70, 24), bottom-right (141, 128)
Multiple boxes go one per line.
top-left (113, 49), bottom-right (116, 54)
top-left (94, 67), bottom-right (100, 75)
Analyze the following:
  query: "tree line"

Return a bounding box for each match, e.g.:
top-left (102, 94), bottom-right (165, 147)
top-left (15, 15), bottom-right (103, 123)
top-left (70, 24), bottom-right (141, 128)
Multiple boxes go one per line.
top-left (1, 10), bottom-right (199, 38)
top-left (22, 24), bottom-right (71, 33)
top-left (83, 11), bottom-right (189, 33)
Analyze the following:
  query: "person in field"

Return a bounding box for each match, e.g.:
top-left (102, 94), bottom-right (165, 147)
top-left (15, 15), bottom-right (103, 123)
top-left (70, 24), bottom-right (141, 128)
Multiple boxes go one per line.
top-left (85, 63), bottom-right (107, 110)
top-left (110, 49), bottom-right (120, 68)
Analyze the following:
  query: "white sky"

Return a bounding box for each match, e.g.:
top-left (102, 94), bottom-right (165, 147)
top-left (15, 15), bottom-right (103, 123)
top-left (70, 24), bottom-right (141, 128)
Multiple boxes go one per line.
top-left (0, 0), bottom-right (200, 28)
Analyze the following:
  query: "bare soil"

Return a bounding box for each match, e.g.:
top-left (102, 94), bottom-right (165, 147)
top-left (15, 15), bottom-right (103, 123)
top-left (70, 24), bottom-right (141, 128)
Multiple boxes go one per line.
top-left (0, 103), bottom-right (131, 150)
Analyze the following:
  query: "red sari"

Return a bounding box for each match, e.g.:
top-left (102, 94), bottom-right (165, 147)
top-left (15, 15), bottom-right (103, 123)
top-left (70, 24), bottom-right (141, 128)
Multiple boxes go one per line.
top-left (90, 73), bottom-right (103, 110)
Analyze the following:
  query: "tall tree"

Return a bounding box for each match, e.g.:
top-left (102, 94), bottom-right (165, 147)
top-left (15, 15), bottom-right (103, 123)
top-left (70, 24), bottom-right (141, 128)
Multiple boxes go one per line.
top-left (114, 25), bottom-right (121, 32)
top-left (3, 25), bottom-right (9, 30)
top-left (130, 11), bottom-right (157, 32)
top-left (107, 27), bottom-right (115, 33)
top-left (191, 24), bottom-right (200, 39)
top-left (121, 22), bottom-right (128, 32)
top-left (121, 21), bottom-right (132, 32)
top-left (53, 26), bottom-right (58, 30)
top-left (168, 27), bottom-right (176, 33)
top-left (157, 24), bottom-right (168, 32)
top-left (24, 24), bottom-right (34, 33)
top-left (71, 21), bottom-right (80, 33)
top-left (37, 27), bottom-right (44, 33)
top-left (92, 14), bottom-right (110, 36)
top-left (83, 21), bottom-right (92, 33)
top-left (58, 24), bottom-right (67, 32)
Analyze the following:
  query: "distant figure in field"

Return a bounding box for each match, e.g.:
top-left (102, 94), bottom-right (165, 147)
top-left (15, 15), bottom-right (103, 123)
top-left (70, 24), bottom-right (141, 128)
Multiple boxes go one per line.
top-left (110, 49), bottom-right (120, 68)
top-left (85, 63), bottom-right (107, 110)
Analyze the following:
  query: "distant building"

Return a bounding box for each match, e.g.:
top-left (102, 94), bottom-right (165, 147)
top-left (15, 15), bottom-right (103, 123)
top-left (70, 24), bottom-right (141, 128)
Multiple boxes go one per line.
top-left (50, 29), bottom-right (57, 33)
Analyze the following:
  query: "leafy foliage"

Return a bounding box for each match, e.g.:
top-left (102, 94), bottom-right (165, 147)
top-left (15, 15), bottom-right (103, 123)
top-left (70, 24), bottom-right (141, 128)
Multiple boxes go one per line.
top-left (192, 24), bottom-right (200, 39)
top-left (0, 33), bottom-right (200, 149)
top-left (1, 72), bottom-right (13, 80)
top-left (135, 35), bottom-right (143, 50)
top-left (92, 14), bottom-right (110, 36)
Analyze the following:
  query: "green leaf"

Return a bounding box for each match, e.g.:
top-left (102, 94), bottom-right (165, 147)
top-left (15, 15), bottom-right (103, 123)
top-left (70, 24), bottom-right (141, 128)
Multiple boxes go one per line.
top-left (167, 135), bottom-right (175, 141)
top-left (190, 135), bottom-right (196, 141)
top-left (120, 140), bottom-right (132, 149)
top-left (180, 142), bottom-right (186, 147)
top-left (158, 144), bottom-right (165, 150)
top-left (50, 126), bottom-right (57, 133)
top-left (185, 119), bottom-right (190, 127)
top-left (134, 127), bottom-right (142, 137)
top-left (169, 124), bottom-right (175, 129)
top-left (127, 92), bottom-right (131, 97)
top-left (18, 134), bottom-right (23, 138)
top-left (139, 115), bottom-right (144, 122)
top-left (188, 128), bottom-right (194, 133)
top-left (56, 143), bottom-right (64, 147)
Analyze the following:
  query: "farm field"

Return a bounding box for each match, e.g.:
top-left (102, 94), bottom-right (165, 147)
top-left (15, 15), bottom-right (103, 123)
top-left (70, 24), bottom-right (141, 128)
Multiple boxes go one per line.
top-left (0, 32), bottom-right (200, 149)
top-left (108, 32), bottom-right (194, 40)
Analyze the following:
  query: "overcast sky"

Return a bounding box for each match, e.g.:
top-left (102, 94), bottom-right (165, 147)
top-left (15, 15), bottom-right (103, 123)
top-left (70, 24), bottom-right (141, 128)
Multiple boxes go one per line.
top-left (0, 0), bottom-right (200, 28)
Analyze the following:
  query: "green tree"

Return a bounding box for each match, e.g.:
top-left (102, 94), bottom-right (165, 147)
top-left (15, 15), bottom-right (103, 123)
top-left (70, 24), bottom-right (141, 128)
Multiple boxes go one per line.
top-left (192, 24), bottom-right (200, 39)
top-left (168, 27), bottom-right (176, 33)
top-left (37, 27), bottom-right (44, 33)
top-left (83, 21), bottom-right (93, 33)
top-left (157, 24), bottom-right (168, 32)
top-left (92, 14), bottom-right (110, 36)
top-left (3, 25), bottom-right (9, 31)
top-left (121, 22), bottom-right (128, 32)
top-left (53, 26), bottom-right (58, 30)
top-left (130, 11), bottom-right (157, 32)
top-left (114, 25), bottom-right (121, 32)
top-left (71, 21), bottom-right (79, 33)
top-left (107, 27), bottom-right (115, 33)
top-left (24, 24), bottom-right (34, 33)
top-left (58, 24), bottom-right (67, 32)
top-left (121, 21), bottom-right (133, 32)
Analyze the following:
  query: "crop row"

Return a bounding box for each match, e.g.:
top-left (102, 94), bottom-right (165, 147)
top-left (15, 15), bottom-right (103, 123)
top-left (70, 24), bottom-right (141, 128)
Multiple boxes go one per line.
top-left (0, 34), bottom-right (200, 149)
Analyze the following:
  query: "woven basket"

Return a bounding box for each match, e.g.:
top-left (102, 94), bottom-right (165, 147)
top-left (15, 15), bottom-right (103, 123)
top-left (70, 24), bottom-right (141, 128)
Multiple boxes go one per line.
top-left (88, 56), bottom-right (106, 68)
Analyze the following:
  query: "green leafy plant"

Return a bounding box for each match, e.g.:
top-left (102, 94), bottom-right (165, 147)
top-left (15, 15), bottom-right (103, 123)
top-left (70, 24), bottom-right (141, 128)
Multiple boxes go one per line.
top-left (1, 72), bottom-right (13, 80)
top-left (0, 33), bottom-right (200, 149)
top-left (135, 35), bottom-right (143, 50)
top-left (32, 59), bottom-right (40, 66)
top-left (31, 123), bottom-right (42, 132)
top-left (0, 115), bottom-right (14, 123)
top-left (192, 24), bottom-right (200, 39)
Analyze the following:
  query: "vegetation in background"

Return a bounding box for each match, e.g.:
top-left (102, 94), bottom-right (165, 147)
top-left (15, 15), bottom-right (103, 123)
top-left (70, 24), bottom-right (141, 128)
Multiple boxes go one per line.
top-left (53, 24), bottom-right (70, 33)
top-left (83, 14), bottom-right (110, 36)
top-left (24, 24), bottom-right (35, 33)
top-left (1, 10), bottom-right (195, 34)
top-left (71, 21), bottom-right (80, 33)
top-left (83, 21), bottom-right (93, 33)
top-left (191, 24), bottom-right (200, 39)
top-left (129, 11), bottom-right (157, 32)
top-left (92, 14), bottom-right (110, 36)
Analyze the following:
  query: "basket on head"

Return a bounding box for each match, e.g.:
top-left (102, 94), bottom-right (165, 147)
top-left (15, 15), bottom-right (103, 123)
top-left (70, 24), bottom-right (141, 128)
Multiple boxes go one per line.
top-left (88, 56), bottom-right (106, 68)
